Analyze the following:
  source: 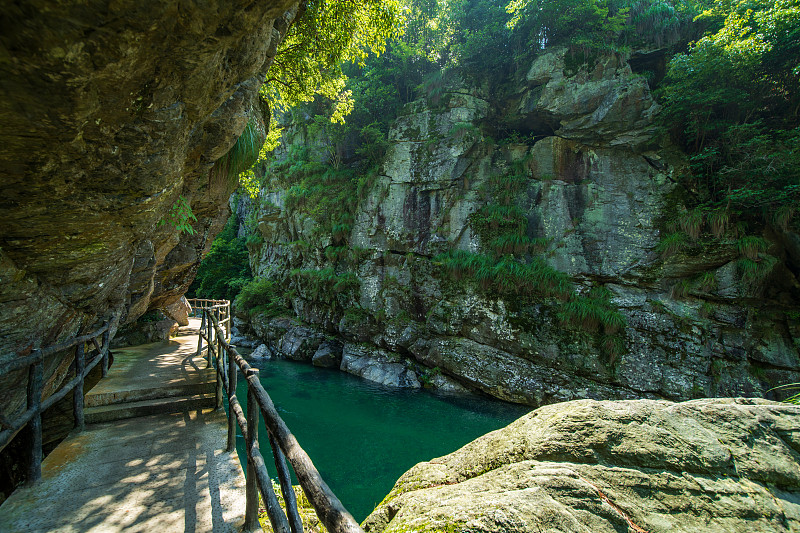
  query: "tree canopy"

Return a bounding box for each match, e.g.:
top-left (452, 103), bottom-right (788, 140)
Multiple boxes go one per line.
top-left (659, 0), bottom-right (800, 222)
top-left (263, 0), bottom-right (406, 122)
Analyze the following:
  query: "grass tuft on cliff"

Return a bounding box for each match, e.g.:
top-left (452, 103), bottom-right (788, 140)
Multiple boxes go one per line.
top-left (213, 119), bottom-right (265, 183)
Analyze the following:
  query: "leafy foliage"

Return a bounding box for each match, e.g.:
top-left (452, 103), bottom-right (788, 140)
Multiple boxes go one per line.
top-left (213, 119), bottom-right (265, 184)
top-left (289, 267), bottom-right (360, 305)
top-left (507, 0), bottom-right (698, 54)
top-left (263, 0), bottom-right (405, 120)
top-left (159, 195), bottom-right (198, 235)
top-left (557, 287), bottom-right (627, 336)
top-left (189, 202), bottom-right (251, 301)
top-left (234, 277), bottom-right (291, 319)
top-left (436, 250), bottom-right (572, 299)
top-left (659, 0), bottom-right (800, 224)
top-left (768, 383), bottom-right (800, 404)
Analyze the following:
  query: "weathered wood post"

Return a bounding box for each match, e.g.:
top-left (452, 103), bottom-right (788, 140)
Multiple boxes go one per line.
top-left (246, 367), bottom-right (291, 533)
top-left (101, 322), bottom-right (110, 378)
top-left (271, 432), bottom-right (304, 533)
top-left (227, 347), bottom-right (237, 452)
top-left (245, 371), bottom-right (260, 531)
top-left (27, 360), bottom-right (43, 484)
top-left (225, 301), bottom-right (231, 341)
top-left (206, 306), bottom-right (216, 365)
top-left (73, 342), bottom-right (85, 431)
top-left (197, 310), bottom-right (205, 358)
top-left (215, 333), bottom-right (223, 410)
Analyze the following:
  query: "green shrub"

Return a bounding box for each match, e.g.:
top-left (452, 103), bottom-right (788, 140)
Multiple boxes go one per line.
top-left (234, 277), bottom-right (291, 319)
top-left (707, 209), bottom-right (729, 238)
top-left (557, 286), bottom-right (626, 335)
top-left (695, 271), bottom-right (717, 293)
top-left (768, 383), bottom-right (800, 405)
top-left (189, 209), bottom-right (252, 301)
top-left (738, 255), bottom-right (777, 285)
top-left (489, 234), bottom-right (531, 256)
top-left (436, 250), bottom-right (571, 300)
top-left (246, 234), bottom-right (264, 247)
top-left (290, 267), bottom-right (361, 304)
top-left (680, 209), bottom-right (703, 240)
top-left (670, 279), bottom-right (691, 299)
top-left (470, 204), bottom-right (527, 236)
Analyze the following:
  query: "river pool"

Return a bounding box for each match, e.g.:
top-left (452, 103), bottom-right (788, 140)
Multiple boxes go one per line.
top-left (233, 357), bottom-right (530, 522)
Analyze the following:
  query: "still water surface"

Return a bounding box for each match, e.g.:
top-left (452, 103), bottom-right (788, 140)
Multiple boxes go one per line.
top-left (234, 357), bottom-right (530, 522)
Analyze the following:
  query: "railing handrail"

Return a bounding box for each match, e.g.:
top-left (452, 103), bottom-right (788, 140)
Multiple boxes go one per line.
top-left (200, 304), bottom-right (363, 533)
top-left (0, 322), bottom-right (112, 375)
top-left (0, 318), bottom-right (114, 485)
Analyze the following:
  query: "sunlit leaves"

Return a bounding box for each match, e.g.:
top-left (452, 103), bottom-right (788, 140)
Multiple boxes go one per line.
top-left (264, 0), bottom-right (405, 118)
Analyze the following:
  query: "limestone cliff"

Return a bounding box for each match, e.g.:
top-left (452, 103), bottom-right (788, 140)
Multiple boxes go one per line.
top-left (0, 0), bottom-right (298, 489)
top-left (241, 48), bottom-right (800, 405)
top-left (362, 398), bottom-right (800, 533)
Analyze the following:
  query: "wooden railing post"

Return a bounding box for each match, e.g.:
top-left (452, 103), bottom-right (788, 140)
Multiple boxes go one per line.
top-left (101, 323), bottom-right (110, 378)
top-left (271, 432), bottom-right (304, 533)
top-left (215, 334), bottom-right (223, 410)
top-left (227, 348), bottom-right (237, 453)
top-left (245, 368), bottom-right (291, 533)
top-left (73, 342), bottom-right (85, 431)
top-left (27, 360), bottom-right (43, 485)
top-left (205, 303), bottom-right (361, 533)
top-left (225, 302), bottom-right (231, 342)
top-left (245, 374), bottom-right (260, 531)
top-left (207, 309), bottom-right (214, 365)
top-left (198, 312), bottom-right (204, 356)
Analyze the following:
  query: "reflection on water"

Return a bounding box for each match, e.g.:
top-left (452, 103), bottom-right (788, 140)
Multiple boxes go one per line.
top-left (234, 355), bottom-right (530, 521)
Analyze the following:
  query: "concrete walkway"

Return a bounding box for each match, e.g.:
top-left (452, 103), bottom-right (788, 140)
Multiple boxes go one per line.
top-left (0, 320), bottom-right (249, 533)
top-left (84, 320), bottom-right (216, 422)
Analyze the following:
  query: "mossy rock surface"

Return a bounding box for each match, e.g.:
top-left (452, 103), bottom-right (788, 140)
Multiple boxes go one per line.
top-left (363, 397), bottom-right (800, 533)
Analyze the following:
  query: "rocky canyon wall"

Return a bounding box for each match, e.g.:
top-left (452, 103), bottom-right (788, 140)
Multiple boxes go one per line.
top-left (241, 47), bottom-right (800, 406)
top-left (0, 0), bottom-right (298, 490)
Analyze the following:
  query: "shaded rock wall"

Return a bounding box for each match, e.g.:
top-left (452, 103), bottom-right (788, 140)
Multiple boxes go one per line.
top-left (243, 48), bottom-right (800, 405)
top-left (362, 398), bottom-right (800, 533)
top-left (0, 0), bottom-right (298, 491)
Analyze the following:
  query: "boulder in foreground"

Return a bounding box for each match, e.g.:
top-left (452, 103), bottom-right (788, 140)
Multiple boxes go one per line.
top-left (363, 398), bottom-right (800, 533)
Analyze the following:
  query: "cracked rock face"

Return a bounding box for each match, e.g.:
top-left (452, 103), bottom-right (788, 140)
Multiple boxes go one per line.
top-left (0, 0), bottom-right (297, 467)
top-left (244, 49), bottom-right (800, 406)
top-left (363, 398), bottom-right (800, 533)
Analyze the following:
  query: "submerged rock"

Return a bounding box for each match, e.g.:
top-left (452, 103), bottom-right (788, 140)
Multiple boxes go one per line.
top-left (231, 335), bottom-right (258, 349)
top-left (363, 398), bottom-right (800, 533)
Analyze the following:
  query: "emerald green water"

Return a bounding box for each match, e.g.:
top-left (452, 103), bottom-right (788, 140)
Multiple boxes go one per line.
top-left (233, 358), bottom-right (530, 522)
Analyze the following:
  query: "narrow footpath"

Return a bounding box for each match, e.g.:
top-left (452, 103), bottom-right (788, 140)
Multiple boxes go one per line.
top-left (0, 319), bottom-right (250, 533)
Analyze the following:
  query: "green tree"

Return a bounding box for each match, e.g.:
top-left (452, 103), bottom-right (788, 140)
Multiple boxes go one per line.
top-left (189, 204), bottom-right (252, 301)
top-left (659, 0), bottom-right (800, 219)
top-left (507, 0), bottom-right (697, 53)
top-left (263, 0), bottom-right (406, 120)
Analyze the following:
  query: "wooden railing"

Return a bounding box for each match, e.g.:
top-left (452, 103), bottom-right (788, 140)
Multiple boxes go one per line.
top-left (0, 320), bottom-right (113, 484)
top-left (195, 299), bottom-right (363, 533)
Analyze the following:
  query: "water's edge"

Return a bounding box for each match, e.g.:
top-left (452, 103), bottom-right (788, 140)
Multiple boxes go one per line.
top-left (232, 355), bottom-right (530, 521)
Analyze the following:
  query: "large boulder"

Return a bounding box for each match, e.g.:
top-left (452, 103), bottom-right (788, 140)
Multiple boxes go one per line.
top-left (163, 296), bottom-right (191, 326)
top-left (363, 398), bottom-right (800, 533)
